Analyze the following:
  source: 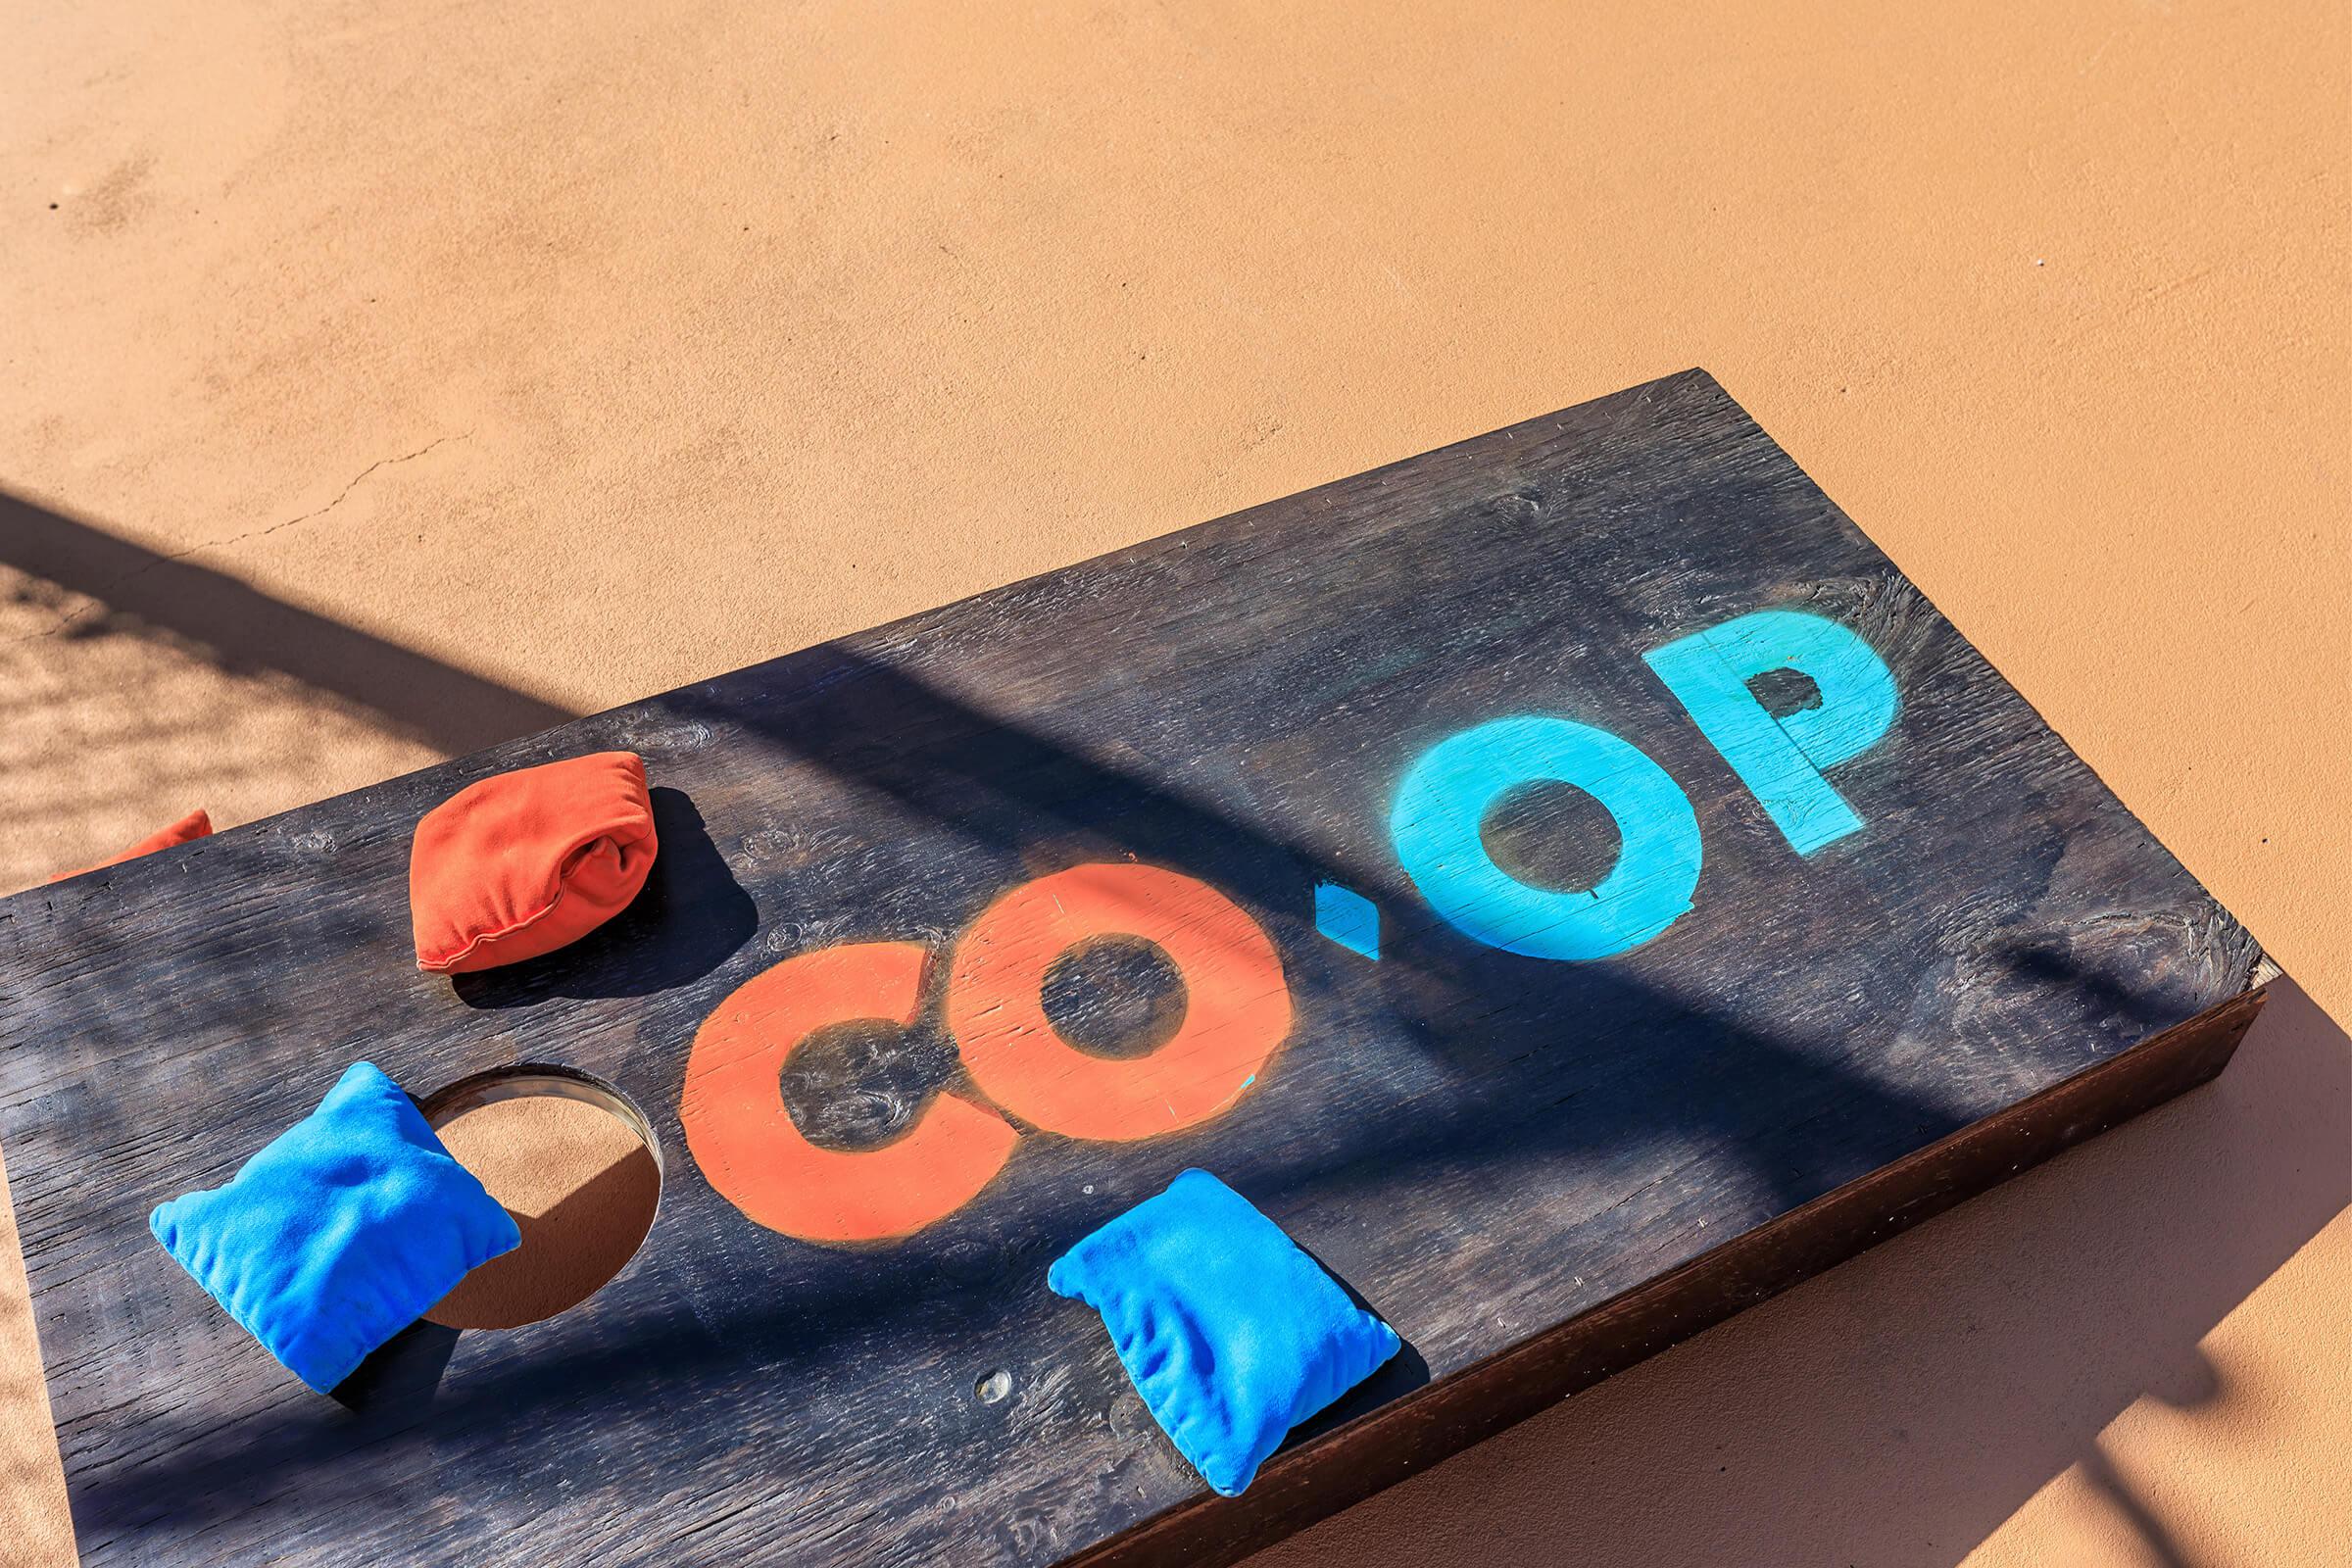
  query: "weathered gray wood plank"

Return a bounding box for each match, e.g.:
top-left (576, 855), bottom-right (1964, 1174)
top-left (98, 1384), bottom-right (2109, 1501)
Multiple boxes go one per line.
top-left (0, 369), bottom-right (2260, 1566)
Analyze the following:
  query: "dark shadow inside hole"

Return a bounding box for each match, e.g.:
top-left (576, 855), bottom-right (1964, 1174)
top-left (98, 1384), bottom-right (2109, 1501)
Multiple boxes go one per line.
top-left (1041, 936), bottom-right (1189, 1059)
top-left (419, 1067), bottom-right (664, 1333)
top-left (1747, 664), bottom-right (1822, 719)
top-left (1481, 780), bottom-right (1623, 895)
top-left (777, 1018), bottom-right (961, 1152)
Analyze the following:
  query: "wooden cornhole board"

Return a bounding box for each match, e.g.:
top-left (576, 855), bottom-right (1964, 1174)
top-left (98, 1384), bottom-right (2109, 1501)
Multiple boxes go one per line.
top-left (0, 370), bottom-right (2265, 1566)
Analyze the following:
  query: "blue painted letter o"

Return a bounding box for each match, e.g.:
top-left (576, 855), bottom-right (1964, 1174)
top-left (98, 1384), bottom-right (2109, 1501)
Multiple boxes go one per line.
top-left (1391, 715), bottom-right (1702, 960)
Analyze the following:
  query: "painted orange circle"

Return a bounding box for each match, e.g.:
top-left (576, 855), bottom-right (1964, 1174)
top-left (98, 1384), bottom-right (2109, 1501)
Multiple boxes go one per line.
top-left (945, 863), bottom-right (1292, 1142)
top-left (679, 941), bottom-right (1016, 1244)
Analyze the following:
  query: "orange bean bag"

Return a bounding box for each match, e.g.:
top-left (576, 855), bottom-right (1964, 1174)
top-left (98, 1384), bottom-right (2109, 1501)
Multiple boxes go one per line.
top-left (49, 808), bottom-right (214, 882)
top-left (409, 752), bottom-right (658, 974)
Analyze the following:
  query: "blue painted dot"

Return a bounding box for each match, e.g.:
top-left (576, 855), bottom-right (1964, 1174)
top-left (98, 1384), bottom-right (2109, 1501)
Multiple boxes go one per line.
top-left (1314, 882), bottom-right (1381, 960)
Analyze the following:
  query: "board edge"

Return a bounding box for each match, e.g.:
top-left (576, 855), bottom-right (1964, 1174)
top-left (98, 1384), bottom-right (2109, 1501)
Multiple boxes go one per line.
top-left (1069, 980), bottom-right (2271, 1568)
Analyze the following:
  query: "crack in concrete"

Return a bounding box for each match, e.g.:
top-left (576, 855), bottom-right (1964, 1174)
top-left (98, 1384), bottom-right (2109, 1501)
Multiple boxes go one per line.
top-left (17, 431), bottom-right (472, 642)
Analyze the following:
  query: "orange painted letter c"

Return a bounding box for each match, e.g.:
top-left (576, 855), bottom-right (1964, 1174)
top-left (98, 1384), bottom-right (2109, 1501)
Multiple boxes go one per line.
top-left (680, 942), bottom-right (1017, 1243)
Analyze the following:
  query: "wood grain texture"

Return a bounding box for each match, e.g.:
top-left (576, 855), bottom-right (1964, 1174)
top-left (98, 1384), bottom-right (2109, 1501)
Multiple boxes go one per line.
top-left (0, 370), bottom-right (2261, 1566)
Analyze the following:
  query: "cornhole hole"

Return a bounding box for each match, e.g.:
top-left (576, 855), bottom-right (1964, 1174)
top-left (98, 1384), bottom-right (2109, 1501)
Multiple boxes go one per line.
top-left (0, 370), bottom-right (2264, 1566)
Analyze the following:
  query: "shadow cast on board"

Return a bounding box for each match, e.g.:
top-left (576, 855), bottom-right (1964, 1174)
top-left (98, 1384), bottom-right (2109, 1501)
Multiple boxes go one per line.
top-left (1235, 978), bottom-right (2348, 1568)
top-left (451, 787), bottom-right (759, 1008)
top-left (76, 981), bottom-right (2340, 1568)
top-left (1290, 1240), bottom-right (1435, 1429)
top-left (328, 1323), bottom-right (461, 1418)
top-left (16, 532), bottom-right (2333, 1568)
top-left (60, 647), bottom-right (2341, 1568)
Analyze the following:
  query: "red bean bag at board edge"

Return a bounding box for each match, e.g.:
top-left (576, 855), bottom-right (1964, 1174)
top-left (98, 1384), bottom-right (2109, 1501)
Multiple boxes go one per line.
top-left (48, 809), bottom-right (214, 882)
top-left (409, 752), bottom-right (658, 974)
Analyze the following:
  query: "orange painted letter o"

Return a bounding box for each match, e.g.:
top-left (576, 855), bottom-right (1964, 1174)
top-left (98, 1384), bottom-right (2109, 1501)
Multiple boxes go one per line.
top-left (946, 863), bottom-right (1292, 1142)
top-left (680, 942), bottom-right (1017, 1243)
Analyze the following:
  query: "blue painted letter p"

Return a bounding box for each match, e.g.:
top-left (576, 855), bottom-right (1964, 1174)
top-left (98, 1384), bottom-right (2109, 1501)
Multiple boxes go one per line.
top-left (1642, 610), bottom-right (1897, 856)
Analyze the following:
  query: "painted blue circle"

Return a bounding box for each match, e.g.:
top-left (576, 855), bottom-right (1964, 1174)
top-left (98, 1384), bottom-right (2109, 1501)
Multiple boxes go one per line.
top-left (1391, 715), bottom-right (1702, 960)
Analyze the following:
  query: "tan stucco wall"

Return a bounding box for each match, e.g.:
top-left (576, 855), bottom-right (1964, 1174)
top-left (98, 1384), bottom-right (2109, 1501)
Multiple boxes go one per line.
top-left (3, 1), bottom-right (2345, 1562)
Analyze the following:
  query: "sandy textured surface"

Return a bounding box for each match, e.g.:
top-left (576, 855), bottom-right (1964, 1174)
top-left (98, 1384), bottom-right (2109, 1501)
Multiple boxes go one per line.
top-left (3, 1), bottom-right (2346, 1562)
top-left (424, 1093), bottom-right (662, 1333)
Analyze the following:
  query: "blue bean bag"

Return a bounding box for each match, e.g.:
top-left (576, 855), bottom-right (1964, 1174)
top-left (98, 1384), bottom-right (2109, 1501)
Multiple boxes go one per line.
top-left (1049, 1169), bottom-right (1401, 1495)
top-left (150, 1061), bottom-right (520, 1392)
